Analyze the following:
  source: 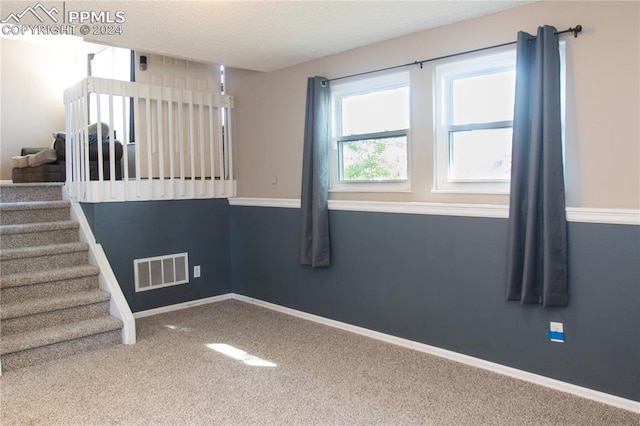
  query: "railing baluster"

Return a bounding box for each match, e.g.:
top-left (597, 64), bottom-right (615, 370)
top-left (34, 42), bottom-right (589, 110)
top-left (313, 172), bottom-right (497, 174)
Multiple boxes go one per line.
top-left (177, 91), bottom-right (185, 196)
top-left (157, 87), bottom-right (165, 197)
top-left (226, 101), bottom-right (234, 196)
top-left (134, 81), bottom-right (141, 198)
top-left (121, 83), bottom-right (129, 201)
top-left (218, 103), bottom-right (224, 194)
top-left (167, 88), bottom-right (176, 198)
top-left (209, 93), bottom-right (215, 197)
top-left (145, 85), bottom-right (152, 199)
top-left (188, 90), bottom-right (195, 196)
top-left (96, 93), bottom-right (104, 189)
top-left (108, 80), bottom-right (115, 199)
top-left (83, 80), bottom-right (91, 201)
top-left (199, 93), bottom-right (205, 196)
top-left (167, 88), bottom-right (175, 198)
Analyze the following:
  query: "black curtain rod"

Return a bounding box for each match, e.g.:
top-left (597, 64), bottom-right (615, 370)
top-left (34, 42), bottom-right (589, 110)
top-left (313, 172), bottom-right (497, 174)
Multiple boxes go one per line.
top-left (325, 25), bottom-right (582, 84)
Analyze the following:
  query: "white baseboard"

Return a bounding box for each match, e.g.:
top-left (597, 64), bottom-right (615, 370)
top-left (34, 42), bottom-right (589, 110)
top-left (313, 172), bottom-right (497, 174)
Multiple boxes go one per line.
top-left (130, 292), bottom-right (639, 412)
top-left (232, 294), bottom-right (640, 413)
top-left (133, 294), bottom-right (233, 318)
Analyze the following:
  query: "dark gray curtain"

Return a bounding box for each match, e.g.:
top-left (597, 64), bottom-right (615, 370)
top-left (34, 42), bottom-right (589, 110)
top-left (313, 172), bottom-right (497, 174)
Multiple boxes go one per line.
top-left (299, 77), bottom-right (331, 267)
top-left (506, 26), bottom-right (568, 307)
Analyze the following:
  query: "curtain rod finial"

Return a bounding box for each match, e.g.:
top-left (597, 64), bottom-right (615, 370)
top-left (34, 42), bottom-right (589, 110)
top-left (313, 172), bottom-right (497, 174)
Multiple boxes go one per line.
top-left (571, 24), bottom-right (582, 37)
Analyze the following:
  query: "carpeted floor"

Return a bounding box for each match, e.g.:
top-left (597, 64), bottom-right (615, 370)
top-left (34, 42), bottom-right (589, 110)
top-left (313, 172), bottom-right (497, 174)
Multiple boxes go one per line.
top-left (1, 300), bottom-right (638, 425)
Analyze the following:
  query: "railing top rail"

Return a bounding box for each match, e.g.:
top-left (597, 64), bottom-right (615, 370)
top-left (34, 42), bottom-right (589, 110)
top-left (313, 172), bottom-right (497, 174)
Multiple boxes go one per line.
top-left (64, 77), bottom-right (233, 109)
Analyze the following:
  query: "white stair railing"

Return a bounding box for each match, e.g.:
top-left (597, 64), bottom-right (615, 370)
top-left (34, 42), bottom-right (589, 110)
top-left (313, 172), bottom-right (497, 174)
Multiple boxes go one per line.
top-left (63, 77), bottom-right (235, 202)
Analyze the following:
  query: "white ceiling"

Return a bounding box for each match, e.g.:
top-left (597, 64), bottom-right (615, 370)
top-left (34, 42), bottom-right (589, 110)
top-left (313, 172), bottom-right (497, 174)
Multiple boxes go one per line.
top-left (81, 1), bottom-right (533, 72)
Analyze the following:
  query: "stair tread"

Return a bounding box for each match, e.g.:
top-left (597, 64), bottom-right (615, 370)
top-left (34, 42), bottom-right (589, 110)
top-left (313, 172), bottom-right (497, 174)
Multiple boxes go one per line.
top-left (0, 221), bottom-right (79, 234)
top-left (0, 200), bottom-right (70, 211)
top-left (0, 242), bottom-right (88, 260)
top-left (1, 289), bottom-right (111, 320)
top-left (0, 316), bottom-right (122, 355)
top-left (0, 265), bottom-right (100, 289)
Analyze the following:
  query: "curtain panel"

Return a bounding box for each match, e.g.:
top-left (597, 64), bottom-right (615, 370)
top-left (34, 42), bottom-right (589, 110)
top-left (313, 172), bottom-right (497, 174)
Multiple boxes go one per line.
top-left (506, 26), bottom-right (568, 307)
top-left (299, 77), bottom-right (331, 267)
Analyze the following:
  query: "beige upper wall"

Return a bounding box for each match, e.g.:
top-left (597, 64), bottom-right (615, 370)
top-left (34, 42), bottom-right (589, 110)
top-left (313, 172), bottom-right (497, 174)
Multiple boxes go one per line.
top-left (228, 1), bottom-right (640, 209)
top-left (0, 37), bottom-right (100, 180)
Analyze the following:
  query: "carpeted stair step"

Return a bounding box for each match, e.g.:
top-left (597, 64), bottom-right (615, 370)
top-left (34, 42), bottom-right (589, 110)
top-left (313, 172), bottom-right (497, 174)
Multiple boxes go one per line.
top-left (1, 221), bottom-right (80, 249)
top-left (0, 242), bottom-right (89, 276)
top-left (0, 200), bottom-right (71, 225)
top-left (0, 265), bottom-right (100, 303)
top-left (0, 184), bottom-right (63, 203)
top-left (1, 289), bottom-right (111, 335)
top-left (0, 316), bottom-right (123, 371)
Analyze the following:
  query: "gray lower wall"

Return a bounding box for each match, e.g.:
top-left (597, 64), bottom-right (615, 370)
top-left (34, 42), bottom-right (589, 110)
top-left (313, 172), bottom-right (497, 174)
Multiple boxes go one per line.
top-left (82, 199), bottom-right (639, 401)
top-left (230, 205), bottom-right (640, 402)
top-left (82, 199), bottom-right (231, 312)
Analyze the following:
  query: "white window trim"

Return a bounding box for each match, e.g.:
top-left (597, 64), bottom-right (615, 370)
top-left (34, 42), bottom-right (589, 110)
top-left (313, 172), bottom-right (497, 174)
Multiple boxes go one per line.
top-left (330, 72), bottom-right (411, 193)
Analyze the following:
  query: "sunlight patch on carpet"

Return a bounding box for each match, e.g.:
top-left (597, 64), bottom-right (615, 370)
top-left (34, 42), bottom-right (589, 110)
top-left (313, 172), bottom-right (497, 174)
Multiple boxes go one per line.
top-left (207, 343), bottom-right (277, 367)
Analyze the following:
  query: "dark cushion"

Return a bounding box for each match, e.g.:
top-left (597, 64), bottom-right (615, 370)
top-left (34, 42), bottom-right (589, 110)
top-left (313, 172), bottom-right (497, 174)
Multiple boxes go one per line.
top-left (12, 162), bottom-right (65, 183)
top-left (88, 140), bottom-right (124, 161)
top-left (54, 136), bottom-right (66, 161)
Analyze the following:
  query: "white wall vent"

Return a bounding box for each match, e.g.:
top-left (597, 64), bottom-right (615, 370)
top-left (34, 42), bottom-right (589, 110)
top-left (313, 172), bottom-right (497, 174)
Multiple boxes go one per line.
top-left (134, 252), bottom-right (189, 292)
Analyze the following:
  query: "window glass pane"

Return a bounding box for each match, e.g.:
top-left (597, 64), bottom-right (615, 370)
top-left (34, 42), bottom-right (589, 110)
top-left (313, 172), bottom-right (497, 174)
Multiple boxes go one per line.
top-left (452, 70), bottom-right (515, 125)
top-left (340, 136), bottom-right (407, 181)
top-left (341, 87), bottom-right (409, 136)
top-left (449, 128), bottom-right (512, 181)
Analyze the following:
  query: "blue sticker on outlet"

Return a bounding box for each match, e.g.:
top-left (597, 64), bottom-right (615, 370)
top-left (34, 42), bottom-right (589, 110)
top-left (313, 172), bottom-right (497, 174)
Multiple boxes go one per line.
top-left (549, 330), bottom-right (565, 342)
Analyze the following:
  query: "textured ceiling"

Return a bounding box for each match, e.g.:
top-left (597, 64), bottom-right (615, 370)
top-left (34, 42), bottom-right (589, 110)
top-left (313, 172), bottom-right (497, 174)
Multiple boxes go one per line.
top-left (77, 1), bottom-right (533, 72)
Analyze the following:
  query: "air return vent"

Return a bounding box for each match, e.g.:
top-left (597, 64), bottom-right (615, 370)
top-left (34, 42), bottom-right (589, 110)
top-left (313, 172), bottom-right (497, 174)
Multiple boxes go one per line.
top-left (134, 253), bottom-right (189, 292)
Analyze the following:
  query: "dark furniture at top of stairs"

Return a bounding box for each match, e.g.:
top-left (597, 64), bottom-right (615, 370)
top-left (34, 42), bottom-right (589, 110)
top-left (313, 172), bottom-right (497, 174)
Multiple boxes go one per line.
top-left (12, 124), bottom-right (124, 183)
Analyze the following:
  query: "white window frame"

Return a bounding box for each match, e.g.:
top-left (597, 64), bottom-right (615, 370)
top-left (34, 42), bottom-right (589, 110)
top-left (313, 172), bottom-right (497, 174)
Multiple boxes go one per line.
top-left (330, 72), bottom-right (411, 193)
top-left (434, 49), bottom-right (516, 194)
top-left (433, 43), bottom-right (566, 195)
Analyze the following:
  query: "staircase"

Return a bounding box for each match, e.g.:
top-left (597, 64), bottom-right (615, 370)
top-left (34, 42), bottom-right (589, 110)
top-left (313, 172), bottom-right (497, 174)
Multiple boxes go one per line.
top-left (0, 183), bottom-right (123, 371)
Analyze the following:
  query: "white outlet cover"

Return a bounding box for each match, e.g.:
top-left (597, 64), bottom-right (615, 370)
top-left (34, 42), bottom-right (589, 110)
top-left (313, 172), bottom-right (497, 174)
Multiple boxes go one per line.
top-left (194, 265), bottom-right (201, 278)
top-left (550, 322), bottom-right (563, 333)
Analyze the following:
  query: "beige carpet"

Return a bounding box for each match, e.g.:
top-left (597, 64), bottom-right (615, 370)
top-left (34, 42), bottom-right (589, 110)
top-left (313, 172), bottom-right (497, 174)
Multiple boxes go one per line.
top-left (1, 300), bottom-right (638, 425)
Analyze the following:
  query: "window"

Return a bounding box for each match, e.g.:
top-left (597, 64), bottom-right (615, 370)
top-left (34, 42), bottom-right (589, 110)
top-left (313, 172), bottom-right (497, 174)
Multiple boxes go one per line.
top-left (330, 72), bottom-right (410, 192)
top-left (89, 46), bottom-right (135, 143)
top-left (434, 44), bottom-right (565, 194)
top-left (434, 49), bottom-right (516, 193)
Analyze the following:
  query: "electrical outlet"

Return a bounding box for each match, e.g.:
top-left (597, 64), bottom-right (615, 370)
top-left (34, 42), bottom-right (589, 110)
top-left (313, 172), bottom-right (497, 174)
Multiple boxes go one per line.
top-left (271, 176), bottom-right (278, 185)
top-left (194, 265), bottom-right (201, 278)
top-left (549, 322), bottom-right (564, 343)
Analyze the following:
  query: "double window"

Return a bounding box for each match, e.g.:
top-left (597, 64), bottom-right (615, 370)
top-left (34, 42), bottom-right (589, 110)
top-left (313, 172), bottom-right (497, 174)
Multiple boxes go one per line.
top-left (330, 72), bottom-right (410, 192)
top-left (329, 45), bottom-right (563, 195)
